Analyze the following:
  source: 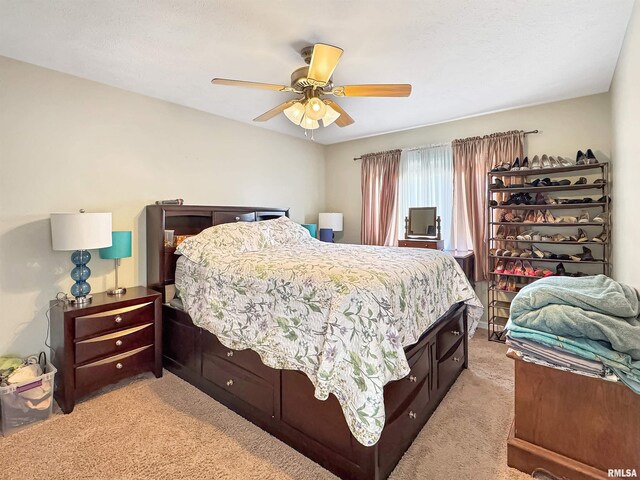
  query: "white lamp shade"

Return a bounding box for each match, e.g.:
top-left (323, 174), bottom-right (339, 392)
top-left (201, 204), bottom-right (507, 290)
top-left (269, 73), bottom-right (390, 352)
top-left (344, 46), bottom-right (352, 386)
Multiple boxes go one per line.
top-left (318, 213), bottom-right (343, 232)
top-left (51, 212), bottom-right (113, 251)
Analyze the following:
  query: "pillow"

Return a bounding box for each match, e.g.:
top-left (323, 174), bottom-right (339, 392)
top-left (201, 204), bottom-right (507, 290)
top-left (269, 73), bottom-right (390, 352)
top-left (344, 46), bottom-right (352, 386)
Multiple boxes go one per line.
top-left (175, 216), bottom-right (314, 265)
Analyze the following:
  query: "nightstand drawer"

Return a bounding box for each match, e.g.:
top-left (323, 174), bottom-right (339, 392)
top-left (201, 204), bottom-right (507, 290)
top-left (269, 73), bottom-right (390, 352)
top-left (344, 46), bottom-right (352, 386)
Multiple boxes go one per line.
top-left (75, 302), bottom-right (154, 339)
top-left (75, 345), bottom-right (154, 397)
top-left (75, 323), bottom-right (154, 365)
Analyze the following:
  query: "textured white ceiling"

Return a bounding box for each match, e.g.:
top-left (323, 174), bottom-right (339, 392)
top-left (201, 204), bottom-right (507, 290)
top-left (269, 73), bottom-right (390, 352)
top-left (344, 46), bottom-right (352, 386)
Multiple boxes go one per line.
top-left (0, 0), bottom-right (634, 144)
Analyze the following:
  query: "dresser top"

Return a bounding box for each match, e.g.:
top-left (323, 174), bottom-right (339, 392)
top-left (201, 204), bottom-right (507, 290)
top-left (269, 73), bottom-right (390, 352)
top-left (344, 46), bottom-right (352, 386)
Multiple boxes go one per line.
top-left (51, 286), bottom-right (160, 313)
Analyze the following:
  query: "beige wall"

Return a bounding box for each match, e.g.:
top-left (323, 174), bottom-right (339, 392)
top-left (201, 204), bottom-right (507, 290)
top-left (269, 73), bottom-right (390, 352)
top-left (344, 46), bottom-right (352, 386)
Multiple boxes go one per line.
top-left (611, 1), bottom-right (640, 289)
top-left (325, 94), bottom-right (612, 245)
top-left (0, 56), bottom-right (325, 357)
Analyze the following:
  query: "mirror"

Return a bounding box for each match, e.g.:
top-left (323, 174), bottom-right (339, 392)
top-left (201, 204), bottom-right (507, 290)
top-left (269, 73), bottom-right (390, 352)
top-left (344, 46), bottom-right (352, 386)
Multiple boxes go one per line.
top-left (405, 207), bottom-right (441, 239)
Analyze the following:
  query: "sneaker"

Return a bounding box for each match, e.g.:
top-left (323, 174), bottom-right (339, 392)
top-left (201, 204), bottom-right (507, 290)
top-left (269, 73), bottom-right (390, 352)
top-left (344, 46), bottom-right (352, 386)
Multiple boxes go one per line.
top-left (577, 228), bottom-right (589, 242)
top-left (593, 213), bottom-right (607, 223)
top-left (593, 231), bottom-right (608, 243)
top-left (578, 211), bottom-right (590, 223)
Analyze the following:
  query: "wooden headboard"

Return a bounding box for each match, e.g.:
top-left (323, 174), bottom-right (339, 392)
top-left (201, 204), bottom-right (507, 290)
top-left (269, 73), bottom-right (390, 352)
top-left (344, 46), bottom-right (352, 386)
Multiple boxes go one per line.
top-left (146, 204), bottom-right (289, 301)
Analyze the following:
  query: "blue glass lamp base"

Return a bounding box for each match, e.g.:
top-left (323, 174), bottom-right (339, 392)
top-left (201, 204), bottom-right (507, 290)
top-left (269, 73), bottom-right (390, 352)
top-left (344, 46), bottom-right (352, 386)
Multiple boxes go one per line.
top-left (69, 249), bottom-right (93, 304)
top-left (319, 228), bottom-right (334, 243)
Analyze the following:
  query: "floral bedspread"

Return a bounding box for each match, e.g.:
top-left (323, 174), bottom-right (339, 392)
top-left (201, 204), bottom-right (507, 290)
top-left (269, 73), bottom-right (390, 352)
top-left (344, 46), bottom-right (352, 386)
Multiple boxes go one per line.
top-left (176, 236), bottom-right (482, 446)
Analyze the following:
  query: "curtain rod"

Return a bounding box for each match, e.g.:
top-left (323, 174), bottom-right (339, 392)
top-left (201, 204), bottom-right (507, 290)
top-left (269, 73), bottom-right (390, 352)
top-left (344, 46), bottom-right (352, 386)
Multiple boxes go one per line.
top-left (352, 129), bottom-right (540, 161)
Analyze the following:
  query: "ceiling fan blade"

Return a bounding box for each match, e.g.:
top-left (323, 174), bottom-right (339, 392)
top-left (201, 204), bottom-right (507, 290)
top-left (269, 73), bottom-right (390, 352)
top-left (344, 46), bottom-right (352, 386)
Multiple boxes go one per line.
top-left (307, 44), bottom-right (344, 86)
top-left (253, 100), bottom-right (297, 122)
top-left (333, 84), bottom-right (412, 97)
top-left (324, 100), bottom-right (354, 127)
top-left (212, 78), bottom-right (293, 92)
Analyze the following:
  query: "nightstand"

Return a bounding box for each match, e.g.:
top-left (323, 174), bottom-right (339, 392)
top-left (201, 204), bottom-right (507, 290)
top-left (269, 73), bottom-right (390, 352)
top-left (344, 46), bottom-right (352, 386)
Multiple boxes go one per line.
top-left (50, 287), bottom-right (162, 413)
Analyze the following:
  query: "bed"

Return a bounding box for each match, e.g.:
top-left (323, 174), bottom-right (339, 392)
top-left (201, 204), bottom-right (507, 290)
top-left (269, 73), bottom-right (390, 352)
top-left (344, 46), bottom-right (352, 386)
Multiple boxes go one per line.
top-left (146, 204), bottom-right (482, 480)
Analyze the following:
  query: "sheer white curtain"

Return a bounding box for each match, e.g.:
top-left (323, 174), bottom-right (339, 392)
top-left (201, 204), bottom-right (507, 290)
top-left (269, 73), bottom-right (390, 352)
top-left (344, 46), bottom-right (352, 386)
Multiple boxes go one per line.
top-left (397, 144), bottom-right (454, 249)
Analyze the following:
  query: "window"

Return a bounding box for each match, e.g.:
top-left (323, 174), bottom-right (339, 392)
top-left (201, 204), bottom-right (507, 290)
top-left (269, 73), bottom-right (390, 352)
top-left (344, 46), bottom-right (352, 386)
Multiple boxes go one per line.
top-left (397, 144), bottom-right (454, 249)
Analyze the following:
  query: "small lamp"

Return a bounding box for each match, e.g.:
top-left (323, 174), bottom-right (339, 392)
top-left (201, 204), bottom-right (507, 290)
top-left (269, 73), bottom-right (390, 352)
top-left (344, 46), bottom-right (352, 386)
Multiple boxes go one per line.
top-left (51, 210), bottom-right (112, 304)
top-left (318, 213), bottom-right (343, 243)
top-left (99, 231), bottom-right (132, 295)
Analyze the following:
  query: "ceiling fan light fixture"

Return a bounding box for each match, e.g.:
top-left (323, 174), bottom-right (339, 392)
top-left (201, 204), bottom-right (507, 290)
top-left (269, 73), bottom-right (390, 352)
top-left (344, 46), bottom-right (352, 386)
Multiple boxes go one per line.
top-left (300, 114), bottom-right (320, 130)
top-left (304, 97), bottom-right (327, 121)
top-left (283, 101), bottom-right (305, 125)
top-left (321, 103), bottom-right (341, 127)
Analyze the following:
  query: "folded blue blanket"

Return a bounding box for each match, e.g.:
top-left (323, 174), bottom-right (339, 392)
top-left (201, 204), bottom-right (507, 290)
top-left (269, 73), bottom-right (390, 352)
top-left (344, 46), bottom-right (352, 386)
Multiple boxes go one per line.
top-left (510, 275), bottom-right (640, 359)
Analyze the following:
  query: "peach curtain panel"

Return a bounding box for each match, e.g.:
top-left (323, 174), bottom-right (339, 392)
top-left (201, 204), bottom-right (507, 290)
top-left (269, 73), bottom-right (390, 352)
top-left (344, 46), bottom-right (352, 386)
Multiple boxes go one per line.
top-left (452, 131), bottom-right (524, 281)
top-left (361, 149), bottom-right (402, 246)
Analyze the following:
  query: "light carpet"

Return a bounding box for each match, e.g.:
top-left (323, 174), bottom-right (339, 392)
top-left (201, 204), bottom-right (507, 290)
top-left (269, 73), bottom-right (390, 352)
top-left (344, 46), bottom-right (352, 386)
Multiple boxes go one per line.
top-left (0, 337), bottom-right (530, 479)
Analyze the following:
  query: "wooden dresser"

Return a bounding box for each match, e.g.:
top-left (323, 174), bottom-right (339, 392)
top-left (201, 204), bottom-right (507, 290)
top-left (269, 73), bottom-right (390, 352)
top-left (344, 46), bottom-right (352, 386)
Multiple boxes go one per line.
top-left (398, 238), bottom-right (444, 250)
top-left (50, 287), bottom-right (162, 413)
top-left (508, 356), bottom-right (640, 479)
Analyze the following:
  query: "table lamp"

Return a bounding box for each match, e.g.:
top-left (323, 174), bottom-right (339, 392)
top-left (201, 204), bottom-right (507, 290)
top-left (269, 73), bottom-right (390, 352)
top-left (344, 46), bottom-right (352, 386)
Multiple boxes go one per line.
top-left (50, 210), bottom-right (112, 304)
top-left (99, 231), bottom-right (132, 295)
top-left (318, 213), bottom-right (343, 243)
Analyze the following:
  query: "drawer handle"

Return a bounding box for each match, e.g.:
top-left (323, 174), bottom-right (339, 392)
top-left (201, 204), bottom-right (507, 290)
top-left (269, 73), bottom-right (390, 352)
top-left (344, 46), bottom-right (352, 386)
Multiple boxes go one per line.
top-left (408, 411), bottom-right (417, 419)
top-left (235, 216), bottom-right (240, 221)
top-left (226, 379), bottom-right (234, 387)
top-left (453, 357), bottom-right (461, 363)
top-left (115, 340), bottom-right (123, 347)
top-left (451, 330), bottom-right (461, 336)
top-left (116, 362), bottom-right (123, 370)
top-left (115, 315), bottom-right (123, 324)
top-left (409, 375), bottom-right (417, 383)
top-left (227, 351), bottom-right (234, 357)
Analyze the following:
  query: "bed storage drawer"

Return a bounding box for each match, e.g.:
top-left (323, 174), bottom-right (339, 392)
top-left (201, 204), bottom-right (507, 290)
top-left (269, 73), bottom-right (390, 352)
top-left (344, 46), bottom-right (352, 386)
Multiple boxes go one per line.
top-left (436, 307), bottom-right (464, 359)
top-left (384, 342), bottom-right (431, 418)
top-left (75, 345), bottom-right (155, 397)
top-left (75, 323), bottom-right (154, 365)
top-left (205, 334), bottom-right (275, 382)
top-left (202, 353), bottom-right (274, 416)
top-left (75, 302), bottom-right (154, 339)
top-left (213, 211), bottom-right (256, 225)
top-left (437, 337), bottom-right (464, 391)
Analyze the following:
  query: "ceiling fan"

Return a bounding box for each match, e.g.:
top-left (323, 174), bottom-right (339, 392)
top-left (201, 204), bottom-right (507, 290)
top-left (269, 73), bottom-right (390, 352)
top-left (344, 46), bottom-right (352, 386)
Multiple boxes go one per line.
top-left (211, 43), bottom-right (412, 130)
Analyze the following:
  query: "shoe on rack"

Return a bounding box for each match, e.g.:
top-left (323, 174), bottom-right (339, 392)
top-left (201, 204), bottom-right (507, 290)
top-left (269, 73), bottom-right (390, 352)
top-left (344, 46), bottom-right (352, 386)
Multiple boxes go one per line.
top-left (535, 210), bottom-right (546, 223)
top-left (545, 196), bottom-right (558, 205)
top-left (495, 260), bottom-right (506, 273)
top-left (577, 228), bottom-right (589, 242)
top-left (505, 261), bottom-right (516, 274)
top-left (507, 278), bottom-right (517, 292)
top-left (511, 248), bottom-right (524, 257)
top-left (495, 225), bottom-right (506, 239)
top-left (511, 157), bottom-right (521, 171)
top-left (506, 228), bottom-right (517, 240)
top-left (552, 233), bottom-right (567, 242)
top-left (520, 249), bottom-right (533, 258)
top-left (500, 211), bottom-right (514, 222)
top-left (490, 178), bottom-right (505, 189)
top-left (491, 162), bottom-right (512, 172)
top-left (580, 246), bottom-right (594, 261)
top-left (513, 260), bottom-right (525, 275)
top-left (557, 179), bottom-right (571, 186)
top-left (597, 195), bottom-right (611, 204)
top-left (558, 156), bottom-right (574, 167)
top-left (548, 156), bottom-right (560, 168)
top-left (540, 154), bottom-right (551, 169)
top-left (530, 155), bottom-right (541, 169)
top-left (489, 200), bottom-right (498, 207)
top-left (520, 156), bottom-right (530, 169)
top-left (556, 263), bottom-right (566, 276)
top-left (532, 245), bottom-right (545, 258)
top-left (540, 234), bottom-right (554, 241)
top-left (586, 149), bottom-right (599, 164)
top-left (558, 215), bottom-right (578, 223)
top-left (593, 213), bottom-right (606, 223)
top-left (531, 232), bottom-right (542, 241)
top-left (545, 210), bottom-right (557, 223)
top-left (523, 211), bottom-right (535, 223)
top-left (594, 178), bottom-right (606, 185)
top-left (576, 150), bottom-right (587, 165)
top-left (496, 276), bottom-right (507, 290)
top-left (523, 260), bottom-right (535, 276)
top-left (517, 230), bottom-right (532, 240)
top-left (557, 254), bottom-right (571, 260)
top-left (574, 177), bottom-right (587, 185)
top-left (578, 211), bottom-right (590, 223)
top-left (541, 268), bottom-right (554, 277)
top-left (535, 193), bottom-right (546, 205)
top-left (593, 231), bottom-right (608, 243)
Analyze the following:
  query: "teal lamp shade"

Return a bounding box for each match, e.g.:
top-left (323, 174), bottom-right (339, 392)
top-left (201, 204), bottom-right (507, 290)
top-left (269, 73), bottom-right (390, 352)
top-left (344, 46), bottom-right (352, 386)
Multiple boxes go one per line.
top-left (301, 224), bottom-right (317, 238)
top-left (99, 231), bottom-right (132, 259)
